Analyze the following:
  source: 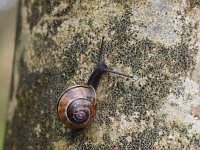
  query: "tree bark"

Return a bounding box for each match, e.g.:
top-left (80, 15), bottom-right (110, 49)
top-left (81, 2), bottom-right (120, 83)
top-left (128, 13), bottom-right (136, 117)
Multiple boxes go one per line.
top-left (4, 0), bottom-right (200, 149)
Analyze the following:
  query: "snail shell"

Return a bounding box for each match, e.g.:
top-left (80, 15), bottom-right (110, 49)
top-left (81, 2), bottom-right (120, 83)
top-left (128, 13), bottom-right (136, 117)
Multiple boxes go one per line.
top-left (57, 85), bottom-right (96, 129)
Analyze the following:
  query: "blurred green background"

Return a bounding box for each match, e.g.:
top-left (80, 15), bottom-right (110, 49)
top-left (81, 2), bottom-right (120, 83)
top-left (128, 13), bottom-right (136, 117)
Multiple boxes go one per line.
top-left (0, 2), bottom-right (17, 150)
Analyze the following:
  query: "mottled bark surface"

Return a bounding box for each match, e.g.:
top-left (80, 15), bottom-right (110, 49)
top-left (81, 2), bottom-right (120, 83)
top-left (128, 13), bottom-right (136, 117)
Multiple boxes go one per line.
top-left (4, 0), bottom-right (200, 149)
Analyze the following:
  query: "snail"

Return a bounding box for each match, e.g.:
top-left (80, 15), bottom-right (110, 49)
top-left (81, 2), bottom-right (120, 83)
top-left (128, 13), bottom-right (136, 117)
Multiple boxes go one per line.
top-left (57, 37), bottom-right (132, 129)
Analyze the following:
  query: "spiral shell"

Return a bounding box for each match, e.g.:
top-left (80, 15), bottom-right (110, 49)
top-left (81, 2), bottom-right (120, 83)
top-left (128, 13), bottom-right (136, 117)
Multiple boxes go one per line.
top-left (57, 85), bottom-right (96, 129)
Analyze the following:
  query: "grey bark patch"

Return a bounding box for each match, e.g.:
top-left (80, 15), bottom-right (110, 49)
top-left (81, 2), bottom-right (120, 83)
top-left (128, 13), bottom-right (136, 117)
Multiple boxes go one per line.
top-left (105, 38), bottom-right (197, 120)
top-left (107, 11), bottom-right (197, 76)
top-left (45, 19), bottom-right (64, 36)
top-left (190, 0), bottom-right (200, 9)
top-left (33, 33), bottom-right (58, 58)
top-left (5, 58), bottom-right (59, 149)
top-left (54, 0), bottom-right (77, 17)
top-left (27, 1), bottom-right (41, 31)
top-left (26, 1), bottom-right (61, 31)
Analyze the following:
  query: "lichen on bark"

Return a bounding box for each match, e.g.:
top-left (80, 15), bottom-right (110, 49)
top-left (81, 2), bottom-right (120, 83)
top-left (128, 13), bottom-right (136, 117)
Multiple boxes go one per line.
top-left (4, 0), bottom-right (200, 149)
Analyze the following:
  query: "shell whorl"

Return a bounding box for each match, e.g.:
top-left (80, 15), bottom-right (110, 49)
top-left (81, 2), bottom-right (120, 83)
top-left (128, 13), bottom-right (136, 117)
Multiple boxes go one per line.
top-left (66, 98), bottom-right (93, 125)
top-left (57, 85), bottom-right (96, 129)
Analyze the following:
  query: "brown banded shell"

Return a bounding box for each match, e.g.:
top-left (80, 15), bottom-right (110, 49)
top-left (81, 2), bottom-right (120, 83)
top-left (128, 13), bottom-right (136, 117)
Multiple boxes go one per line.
top-left (57, 85), bottom-right (96, 129)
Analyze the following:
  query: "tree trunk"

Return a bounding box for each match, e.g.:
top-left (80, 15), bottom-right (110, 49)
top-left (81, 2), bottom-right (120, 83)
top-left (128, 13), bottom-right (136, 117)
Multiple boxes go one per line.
top-left (4, 0), bottom-right (200, 149)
